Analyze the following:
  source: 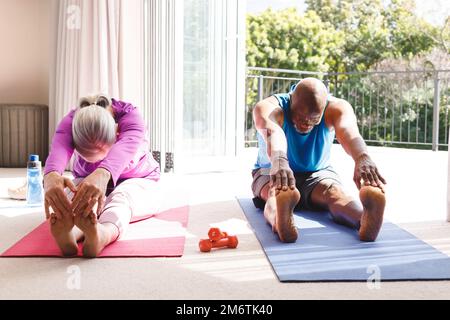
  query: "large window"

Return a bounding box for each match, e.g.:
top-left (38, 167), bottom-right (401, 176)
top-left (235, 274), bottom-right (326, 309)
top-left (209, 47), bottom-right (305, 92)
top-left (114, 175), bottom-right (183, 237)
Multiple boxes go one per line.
top-left (144, 0), bottom-right (245, 172)
top-left (183, 0), bottom-right (212, 156)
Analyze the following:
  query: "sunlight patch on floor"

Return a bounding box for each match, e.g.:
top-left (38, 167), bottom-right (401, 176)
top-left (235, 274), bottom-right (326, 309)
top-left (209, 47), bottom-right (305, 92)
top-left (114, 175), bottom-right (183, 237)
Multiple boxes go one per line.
top-left (180, 250), bottom-right (274, 281)
top-left (209, 218), bottom-right (254, 235)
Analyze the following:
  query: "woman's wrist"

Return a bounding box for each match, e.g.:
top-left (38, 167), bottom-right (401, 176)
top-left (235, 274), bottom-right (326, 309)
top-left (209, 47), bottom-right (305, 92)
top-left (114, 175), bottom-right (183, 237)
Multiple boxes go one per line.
top-left (44, 171), bottom-right (60, 178)
top-left (95, 168), bottom-right (112, 181)
top-left (43, 171), bottom-right (62, 191)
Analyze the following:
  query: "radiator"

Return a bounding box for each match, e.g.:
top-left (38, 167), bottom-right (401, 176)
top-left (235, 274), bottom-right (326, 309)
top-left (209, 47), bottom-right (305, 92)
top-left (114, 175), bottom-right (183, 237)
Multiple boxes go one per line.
top-left (0, 104), bottom-right (49, 168)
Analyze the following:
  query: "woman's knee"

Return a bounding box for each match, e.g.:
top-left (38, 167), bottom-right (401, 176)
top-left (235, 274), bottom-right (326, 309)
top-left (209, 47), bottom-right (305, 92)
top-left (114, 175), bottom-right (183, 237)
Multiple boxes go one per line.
top-left (105, 179), bottom-right (160, 215)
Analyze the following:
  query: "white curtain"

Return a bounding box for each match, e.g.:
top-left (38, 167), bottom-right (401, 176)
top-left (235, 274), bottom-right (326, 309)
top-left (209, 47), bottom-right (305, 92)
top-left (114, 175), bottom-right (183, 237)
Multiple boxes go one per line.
top-left (48, 0), bottom-right (144, 153)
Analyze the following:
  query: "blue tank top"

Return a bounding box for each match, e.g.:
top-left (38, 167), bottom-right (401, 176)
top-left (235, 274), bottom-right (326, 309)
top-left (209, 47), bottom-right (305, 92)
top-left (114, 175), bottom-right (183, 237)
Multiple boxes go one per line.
top-left (254, 93), bottom-right (335, 173)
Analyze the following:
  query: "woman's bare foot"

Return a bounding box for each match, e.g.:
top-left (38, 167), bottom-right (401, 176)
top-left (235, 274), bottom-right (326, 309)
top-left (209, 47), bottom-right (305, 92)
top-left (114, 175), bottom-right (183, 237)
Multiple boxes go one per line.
top-left (264, 187), bottom-right (300, 243)
top-left (74, 212), bottom-right (118, 258)
top-left (359, 186), bottom-right (386, 242)
top-left (49, 213), bottom-right (78, 257)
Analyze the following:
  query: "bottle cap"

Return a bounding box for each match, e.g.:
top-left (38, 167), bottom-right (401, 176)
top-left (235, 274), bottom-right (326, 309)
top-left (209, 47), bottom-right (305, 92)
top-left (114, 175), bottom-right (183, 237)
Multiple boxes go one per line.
top-left (29, 154), bottom-right (39, 162)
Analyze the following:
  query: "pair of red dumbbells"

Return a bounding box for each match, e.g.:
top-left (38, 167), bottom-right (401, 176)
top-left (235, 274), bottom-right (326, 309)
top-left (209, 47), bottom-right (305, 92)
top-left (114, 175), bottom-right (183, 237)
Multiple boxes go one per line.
top-left (199, 227), bottom-right (238, 252)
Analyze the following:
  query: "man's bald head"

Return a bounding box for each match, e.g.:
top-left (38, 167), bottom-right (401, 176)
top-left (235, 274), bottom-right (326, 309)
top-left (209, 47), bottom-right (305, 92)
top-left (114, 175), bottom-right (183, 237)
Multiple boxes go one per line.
top-left (291, 77), bottom-right (328, 114)
top-left (289, 78), bottom-right (328, 134)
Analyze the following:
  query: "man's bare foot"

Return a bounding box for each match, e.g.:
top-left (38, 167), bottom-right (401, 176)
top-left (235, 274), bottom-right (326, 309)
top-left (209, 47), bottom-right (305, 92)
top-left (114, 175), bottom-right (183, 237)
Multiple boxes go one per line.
top-left (264, 187), bottom-right (300, 243)
top-left (263, 190), bottom-right (278, 232)
top-left (49, 213), bottom-right (78, 257)
top-left (74, 212), bottom-right (118, 258)
top-left (276, 188), bottom-right (300, 243)
top-left (359, 186), bottom-right (386, 242)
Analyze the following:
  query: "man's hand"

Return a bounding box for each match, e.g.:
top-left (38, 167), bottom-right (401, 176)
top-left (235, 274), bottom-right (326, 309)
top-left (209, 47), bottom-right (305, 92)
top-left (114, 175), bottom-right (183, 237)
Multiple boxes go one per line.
top-left (44, 172), bottom-right (77, 220)
top-left (269, 151), bottom-right (296, 194)
top-left (72, 168), bottom-right (111, 218)
top-left (354, 153), bottom-right (386, 192)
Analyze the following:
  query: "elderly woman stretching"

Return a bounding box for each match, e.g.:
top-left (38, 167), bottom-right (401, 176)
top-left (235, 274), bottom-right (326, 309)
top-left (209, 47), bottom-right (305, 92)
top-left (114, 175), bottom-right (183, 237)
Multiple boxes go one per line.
top-left (43, 94), bottom-right (160, 257)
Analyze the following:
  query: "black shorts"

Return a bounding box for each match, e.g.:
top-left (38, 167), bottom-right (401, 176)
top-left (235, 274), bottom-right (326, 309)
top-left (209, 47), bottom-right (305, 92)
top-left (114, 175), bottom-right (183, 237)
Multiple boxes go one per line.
top-left (251, 166), bottom-right (342, 210)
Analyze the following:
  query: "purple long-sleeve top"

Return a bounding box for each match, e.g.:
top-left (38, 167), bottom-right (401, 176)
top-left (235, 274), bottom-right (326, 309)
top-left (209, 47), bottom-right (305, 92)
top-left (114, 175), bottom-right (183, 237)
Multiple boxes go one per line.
top-left (44, 99), bottom-right (160, 188)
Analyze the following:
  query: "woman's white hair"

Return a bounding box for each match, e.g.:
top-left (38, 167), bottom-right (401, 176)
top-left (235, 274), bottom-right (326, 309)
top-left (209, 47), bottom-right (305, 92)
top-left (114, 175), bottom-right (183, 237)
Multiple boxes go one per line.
top-left (72, 93), bottom-right (116, 157)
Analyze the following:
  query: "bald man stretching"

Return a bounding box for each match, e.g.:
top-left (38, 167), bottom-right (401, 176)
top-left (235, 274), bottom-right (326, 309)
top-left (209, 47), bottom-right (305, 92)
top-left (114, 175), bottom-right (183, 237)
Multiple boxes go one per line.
top-left (251, 78), bottom-right (386, 243)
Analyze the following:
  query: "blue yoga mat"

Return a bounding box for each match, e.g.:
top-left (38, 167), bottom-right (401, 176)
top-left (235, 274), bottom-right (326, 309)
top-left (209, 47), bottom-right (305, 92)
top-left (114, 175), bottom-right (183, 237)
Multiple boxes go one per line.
top-left (238, 198), bottom-right (450, 282)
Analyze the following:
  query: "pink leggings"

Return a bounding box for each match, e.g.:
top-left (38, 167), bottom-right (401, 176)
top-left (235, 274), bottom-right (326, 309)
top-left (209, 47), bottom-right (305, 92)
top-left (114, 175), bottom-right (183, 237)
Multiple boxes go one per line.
top-left (67, 178), bottom-right (161, 239)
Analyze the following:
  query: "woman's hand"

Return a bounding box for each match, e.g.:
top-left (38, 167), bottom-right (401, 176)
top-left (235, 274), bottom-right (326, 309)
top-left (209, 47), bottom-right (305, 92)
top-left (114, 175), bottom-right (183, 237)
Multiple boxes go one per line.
top-left (71, 168), bottom-right (111, 217)
top-left (44, 172), bottom-right (77, 220)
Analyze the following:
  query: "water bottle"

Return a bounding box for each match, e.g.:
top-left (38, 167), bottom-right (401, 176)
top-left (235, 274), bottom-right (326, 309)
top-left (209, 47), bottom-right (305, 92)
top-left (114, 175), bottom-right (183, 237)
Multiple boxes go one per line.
top-left (26, 154), bottom-right (44, 206)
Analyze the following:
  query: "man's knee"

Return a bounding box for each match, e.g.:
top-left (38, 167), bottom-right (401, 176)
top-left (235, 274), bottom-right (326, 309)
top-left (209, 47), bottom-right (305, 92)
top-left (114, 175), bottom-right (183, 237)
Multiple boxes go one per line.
top-left (321, 180), bottom-right (345, 202)
top-left (259, 183), bottom-right (270, 200)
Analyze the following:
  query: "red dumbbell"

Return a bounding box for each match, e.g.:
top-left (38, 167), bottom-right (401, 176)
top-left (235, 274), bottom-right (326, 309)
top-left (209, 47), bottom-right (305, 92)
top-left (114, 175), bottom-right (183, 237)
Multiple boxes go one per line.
top-left (199, 227), bottom-right (239, 252)
top-left (199, 235), bottom-right (238, 252)
top-left (208, 227), bottom-right (228, 241)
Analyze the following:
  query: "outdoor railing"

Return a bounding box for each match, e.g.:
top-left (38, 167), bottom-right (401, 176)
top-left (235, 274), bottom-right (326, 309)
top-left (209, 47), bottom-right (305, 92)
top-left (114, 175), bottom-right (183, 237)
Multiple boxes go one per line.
top-left (245, 67), bottom-right (450, 151)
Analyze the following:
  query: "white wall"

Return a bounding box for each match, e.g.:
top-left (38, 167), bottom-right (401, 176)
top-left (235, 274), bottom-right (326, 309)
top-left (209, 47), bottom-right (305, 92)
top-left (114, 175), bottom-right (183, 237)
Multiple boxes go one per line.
top-left (0, 0), bottom-right (51, 105)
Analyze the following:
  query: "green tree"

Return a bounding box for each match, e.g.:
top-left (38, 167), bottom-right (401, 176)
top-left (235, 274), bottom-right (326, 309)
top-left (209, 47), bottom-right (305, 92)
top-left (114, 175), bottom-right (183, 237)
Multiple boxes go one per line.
top-left (305, 0), bottom-right (439, 72)
top-left (305, 0), bottom-right (390, 72)
top-left (248, 0), bottom-right (441, 73)
top-left (247, 8), bottom-right (343, 72)
top-left (384, 0), bottom-right (439, 59)
top-left (245, 1), bottom-right (449, 149)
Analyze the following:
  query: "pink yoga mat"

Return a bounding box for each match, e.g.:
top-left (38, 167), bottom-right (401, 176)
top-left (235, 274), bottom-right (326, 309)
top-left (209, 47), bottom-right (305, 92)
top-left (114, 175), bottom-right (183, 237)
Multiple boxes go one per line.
top-left (1, 206), bottom-right (189, 258)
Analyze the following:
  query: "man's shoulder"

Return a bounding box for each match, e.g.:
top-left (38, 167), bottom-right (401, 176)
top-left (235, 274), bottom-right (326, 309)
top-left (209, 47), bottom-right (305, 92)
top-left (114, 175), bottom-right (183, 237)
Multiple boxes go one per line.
top-left (272, 92), bottom-right (290, 107)
top-left (324, 96), bottom-right (354, 128)
top-left (266, 98), bottom-right (284, 127)
top-left (326, 96), bottom-right (353, 115)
